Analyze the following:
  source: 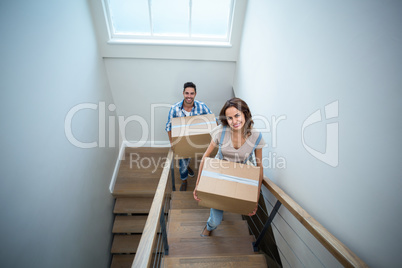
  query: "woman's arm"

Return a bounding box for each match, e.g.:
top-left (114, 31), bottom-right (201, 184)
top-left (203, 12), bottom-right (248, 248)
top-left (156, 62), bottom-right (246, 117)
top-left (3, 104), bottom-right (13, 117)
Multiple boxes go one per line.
top-left (193, 139), bottom-right (217, 201)
top-left (248, 148), bottom-right (263, 216)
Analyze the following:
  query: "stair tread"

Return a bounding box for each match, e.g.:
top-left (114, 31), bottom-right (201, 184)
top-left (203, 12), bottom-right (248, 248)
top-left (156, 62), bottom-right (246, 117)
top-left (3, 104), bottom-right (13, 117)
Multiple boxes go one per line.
top-left (168, 220), bottom-right (249, 238)
top-left (113, 215), bottom-right (147, 233)
top-left (114, 197), bottom-right (153, 214)
top-left (174, 184), bottom-right (196, 192)
top-left (170, 199), bottom-right (204, 209)
top-left (119, 148), bottom-right (168, 171)
top-left (167, 236), bottom-right (256, 257)
top-left (173, 173), bottom-right (198, 183)
top-left (111, 235), bottom-right (141, 253)
top-left (111, 253), bottom-right (163, 268)
top-left (113, 147), bottom-right (171, 197)
top-left (171, 191), bottom-right (195, 200)
top-left (111, 234), bottom-right (163, 254)
top-left (111, 254), bottom-right (135, 268)
top-left (163, 254), bottom-right (267, 267)
top-left (113, 182), bottom-right (158, 197)
top-left (124, 147), bottom-right (170, 154)
top-left (117, 169), bottom-right (164, 178)
top-left (169, 209), bottom-right (243, 222)
top-left (112, 191), bottom-right (156, 198)
top-left (170, 192), bottom-right (203, 209)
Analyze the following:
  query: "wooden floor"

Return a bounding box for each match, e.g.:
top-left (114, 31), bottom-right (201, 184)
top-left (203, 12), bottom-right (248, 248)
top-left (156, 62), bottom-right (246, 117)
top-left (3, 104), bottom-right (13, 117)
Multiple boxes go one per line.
top-left (110, 147), bottom-right (267, 267)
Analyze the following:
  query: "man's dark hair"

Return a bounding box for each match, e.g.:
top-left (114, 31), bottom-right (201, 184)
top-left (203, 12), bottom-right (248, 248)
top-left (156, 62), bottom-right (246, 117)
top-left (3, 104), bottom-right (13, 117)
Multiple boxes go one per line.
top-left (183, 82), bottom-right (196, 93)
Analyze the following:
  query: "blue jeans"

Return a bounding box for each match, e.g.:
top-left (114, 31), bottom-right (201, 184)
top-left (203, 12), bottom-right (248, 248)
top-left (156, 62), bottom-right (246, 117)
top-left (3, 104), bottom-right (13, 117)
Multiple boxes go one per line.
top-left (179, 158), bottom-right (191, 181)
top-left (206, 208), bottom-right (223, 231)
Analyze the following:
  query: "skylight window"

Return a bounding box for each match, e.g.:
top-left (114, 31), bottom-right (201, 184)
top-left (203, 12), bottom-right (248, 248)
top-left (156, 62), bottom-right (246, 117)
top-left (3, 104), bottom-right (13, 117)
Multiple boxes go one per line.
top-left (103, 0), bottom-right (235, 46)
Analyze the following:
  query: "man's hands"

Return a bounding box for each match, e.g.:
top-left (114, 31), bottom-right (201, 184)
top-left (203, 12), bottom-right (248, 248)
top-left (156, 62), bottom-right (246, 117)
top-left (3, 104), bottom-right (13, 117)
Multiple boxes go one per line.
top-left (168, 131), bottom-right (175, 150)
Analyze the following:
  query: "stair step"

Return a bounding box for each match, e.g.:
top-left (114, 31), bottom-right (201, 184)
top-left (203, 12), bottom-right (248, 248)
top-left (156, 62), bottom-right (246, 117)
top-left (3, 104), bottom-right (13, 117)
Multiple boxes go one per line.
top-left (111, 234), bottom-right (163, 254)
top-left (111, 253), bottom-right (165, 268)
top-left (174, 183), bottom-right (196, 192)
top-left (169, 209), bottom-right (243, 222)
top-left (124, 146), bottom-right (170, 155)
top-left (163, 254), bottom-right (267, 267)
top-left (111, 235), bottom-right (141, 253)
top-left (113, 215), bottom-right (147, 233)
top-left (119, 148), bottom-right (168, 173)
top-left (173, 173), bottom-right (198, 183)
top-left (171, 191), bottom-right (195, 200)
top-left (114, 197), bottom-right (153, 214)
top-left (167, 236), bottom-right (256, 257)
top-left (117, 165), bottom-right (164, 178)
top-left (167, 220), bottom-right (249, 238)
top-left (111, 254), bottom-right (135, 268)
top-left (117, 170), bottom-right (163, 180)
top-left (113, 147), bottom-right (171, 197)
top-left (170, 191), bottom-right (203, 209)
top-left (170, 199), bottom-right (203, 210)
top-left (113, 180), bottom-right (159, 197)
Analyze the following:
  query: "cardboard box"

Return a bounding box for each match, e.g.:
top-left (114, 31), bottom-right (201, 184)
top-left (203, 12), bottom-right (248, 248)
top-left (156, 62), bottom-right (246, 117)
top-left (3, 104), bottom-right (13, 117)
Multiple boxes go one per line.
top-left (197, 157), bottom-right (261, 215)
top-left (171, 114), bottom-right (217, 159)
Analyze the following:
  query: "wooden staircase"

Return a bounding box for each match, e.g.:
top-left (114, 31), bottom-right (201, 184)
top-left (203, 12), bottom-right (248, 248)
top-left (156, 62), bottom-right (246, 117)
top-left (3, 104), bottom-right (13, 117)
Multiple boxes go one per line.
top-left (110, 147), bottom-right (267, 267)
top-left (110, 147), bottom-right (170, 268)
top-left (164, 191), bottom-right (267, 267)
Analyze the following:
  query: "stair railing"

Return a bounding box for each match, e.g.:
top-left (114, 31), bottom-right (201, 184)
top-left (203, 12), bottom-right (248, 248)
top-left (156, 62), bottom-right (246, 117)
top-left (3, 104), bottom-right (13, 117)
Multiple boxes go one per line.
top-left (248, 176), bottom-right (368, 268)
top-left (132, 149), bottom-right (173, 268)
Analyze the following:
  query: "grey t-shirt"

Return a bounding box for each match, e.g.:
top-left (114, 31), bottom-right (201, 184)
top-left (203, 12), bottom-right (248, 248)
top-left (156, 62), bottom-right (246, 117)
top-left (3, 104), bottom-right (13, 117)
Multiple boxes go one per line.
top-left (210, 125), bottom-right (265, 163)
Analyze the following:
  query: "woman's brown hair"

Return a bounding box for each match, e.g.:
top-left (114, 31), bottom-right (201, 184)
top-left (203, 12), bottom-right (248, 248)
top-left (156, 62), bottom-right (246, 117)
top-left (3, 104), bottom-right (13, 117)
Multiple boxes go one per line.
top-left (219, 98), bottom-right (254, 137)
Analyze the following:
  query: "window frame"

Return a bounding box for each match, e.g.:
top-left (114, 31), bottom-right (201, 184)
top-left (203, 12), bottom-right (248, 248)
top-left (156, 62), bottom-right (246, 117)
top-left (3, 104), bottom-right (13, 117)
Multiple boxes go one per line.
top-left (102, 0), bottom-right (235, 47)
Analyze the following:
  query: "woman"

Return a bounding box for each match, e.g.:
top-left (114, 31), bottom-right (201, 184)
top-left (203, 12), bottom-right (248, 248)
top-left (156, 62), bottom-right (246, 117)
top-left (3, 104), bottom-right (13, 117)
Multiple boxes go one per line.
top-left (193, 98), bottom-right (265, 237)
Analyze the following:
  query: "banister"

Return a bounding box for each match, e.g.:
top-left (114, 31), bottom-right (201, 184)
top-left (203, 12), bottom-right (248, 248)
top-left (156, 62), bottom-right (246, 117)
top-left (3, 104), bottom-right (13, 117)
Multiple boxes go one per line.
top-left (262, 176), bottom-right (368, 268)
top-left (132, 149), bottom-right (173, 268)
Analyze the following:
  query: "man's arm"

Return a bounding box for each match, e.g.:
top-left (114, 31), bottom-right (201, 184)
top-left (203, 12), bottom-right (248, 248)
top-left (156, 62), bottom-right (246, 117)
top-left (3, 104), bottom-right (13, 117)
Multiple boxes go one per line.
top-left (203, 103), bottom-right (213, 115)
top-left (167, 131), bottom-right (173, 148)
top-left (166, 105), bottom-right (175, 148)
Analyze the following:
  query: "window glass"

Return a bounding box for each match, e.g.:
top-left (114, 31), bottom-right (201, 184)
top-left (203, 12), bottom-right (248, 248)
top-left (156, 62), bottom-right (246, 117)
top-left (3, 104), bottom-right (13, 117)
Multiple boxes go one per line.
top-left (109, 0), bottom-right (150, 34)
top-left (152, 0), bottom-right (189, 36)
top-left (192, 0), bottom-right (231, 38)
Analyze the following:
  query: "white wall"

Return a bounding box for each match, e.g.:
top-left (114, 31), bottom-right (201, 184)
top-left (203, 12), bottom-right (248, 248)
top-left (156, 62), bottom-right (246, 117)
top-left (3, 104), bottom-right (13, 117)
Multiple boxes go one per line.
top-left (0, 1), bottom-right (118, 267)
top-left (104, 58), bottom-right (235, 144)
top-left (234, 0), bottom-right (402, 266)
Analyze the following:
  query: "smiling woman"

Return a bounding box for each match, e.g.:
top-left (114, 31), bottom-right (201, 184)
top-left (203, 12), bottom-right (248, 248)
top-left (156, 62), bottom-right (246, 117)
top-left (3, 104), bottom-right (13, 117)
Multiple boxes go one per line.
top-left (103, 0), bottom-right (235, 46)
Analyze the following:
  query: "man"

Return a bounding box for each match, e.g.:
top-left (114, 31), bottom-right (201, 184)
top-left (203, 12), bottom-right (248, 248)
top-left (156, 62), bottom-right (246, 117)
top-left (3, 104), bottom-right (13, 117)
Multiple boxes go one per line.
top-left (165, 82), bottom-right (213, 191)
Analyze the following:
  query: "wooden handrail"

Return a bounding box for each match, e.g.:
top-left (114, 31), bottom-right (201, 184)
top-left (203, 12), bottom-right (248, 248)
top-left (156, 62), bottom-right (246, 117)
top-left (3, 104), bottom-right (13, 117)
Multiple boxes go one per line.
top-left (132, 149), bottom-right (173, 268)
top-left (262, 176), bottom-right (368, 268)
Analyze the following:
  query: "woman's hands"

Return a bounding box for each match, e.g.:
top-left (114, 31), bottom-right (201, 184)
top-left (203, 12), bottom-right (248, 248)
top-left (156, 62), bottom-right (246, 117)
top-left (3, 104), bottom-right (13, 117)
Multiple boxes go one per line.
top-left (193, 188), bottom-right (200, 201)
top-left (193, 140), bottom-right (217, 203)
top-left (248, 203), bottom-right (258, 216)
